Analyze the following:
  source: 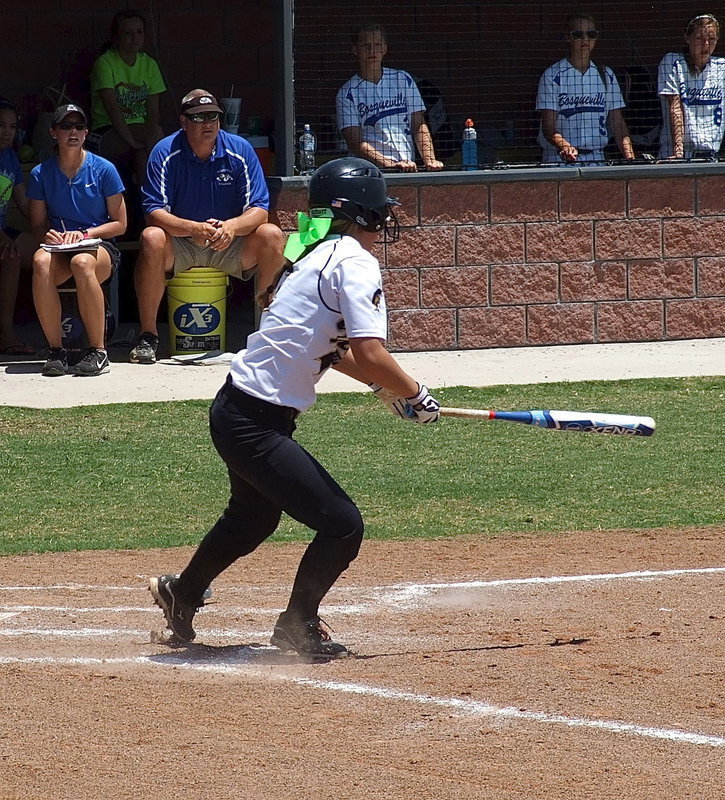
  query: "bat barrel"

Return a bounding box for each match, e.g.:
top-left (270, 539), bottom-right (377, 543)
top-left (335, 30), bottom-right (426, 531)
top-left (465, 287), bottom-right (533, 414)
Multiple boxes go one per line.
top-left (439, 407), bottom-right (655, 436)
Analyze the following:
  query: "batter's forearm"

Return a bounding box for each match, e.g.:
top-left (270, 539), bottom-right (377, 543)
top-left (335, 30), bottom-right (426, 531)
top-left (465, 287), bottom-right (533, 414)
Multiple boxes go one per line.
top-left (347, 338), bottom-right (419, 397)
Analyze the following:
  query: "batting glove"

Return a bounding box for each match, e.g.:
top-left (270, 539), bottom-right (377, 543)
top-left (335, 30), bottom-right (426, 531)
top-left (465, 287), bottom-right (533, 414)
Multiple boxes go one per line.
top-left (406, 383), bottom-right (441, 424)
top-left (368, 383), bottom-right (414, 419)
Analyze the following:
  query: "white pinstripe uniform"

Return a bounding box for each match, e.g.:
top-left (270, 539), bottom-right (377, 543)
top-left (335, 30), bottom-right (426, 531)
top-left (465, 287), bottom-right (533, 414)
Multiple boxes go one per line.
top-left (658, 51), bottom-right (725, 158)
top-left (336, 67), bottom-right (426, 162)
top-left (536, 57), bottom-right (625, 163)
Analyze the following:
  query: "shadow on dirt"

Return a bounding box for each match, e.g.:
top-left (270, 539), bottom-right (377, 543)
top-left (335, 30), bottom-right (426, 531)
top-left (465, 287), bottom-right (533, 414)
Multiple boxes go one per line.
top-left (147, 641), bottom-right (337, 666)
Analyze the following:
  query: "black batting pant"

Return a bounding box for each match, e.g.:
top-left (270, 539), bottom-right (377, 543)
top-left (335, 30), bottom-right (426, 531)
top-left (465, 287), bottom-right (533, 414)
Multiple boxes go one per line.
top-left (179, 379), bottom-right (364, 620)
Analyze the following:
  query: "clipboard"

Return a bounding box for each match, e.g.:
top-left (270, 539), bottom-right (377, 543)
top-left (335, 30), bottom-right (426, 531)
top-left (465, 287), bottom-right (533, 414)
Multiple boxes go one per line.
top-left (41, 238), bottom-right (103, 252)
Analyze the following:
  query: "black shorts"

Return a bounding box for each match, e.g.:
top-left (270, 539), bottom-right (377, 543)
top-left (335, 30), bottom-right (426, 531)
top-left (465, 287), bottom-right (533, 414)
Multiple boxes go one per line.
top-left (99, 240), bottom-right (121, 274)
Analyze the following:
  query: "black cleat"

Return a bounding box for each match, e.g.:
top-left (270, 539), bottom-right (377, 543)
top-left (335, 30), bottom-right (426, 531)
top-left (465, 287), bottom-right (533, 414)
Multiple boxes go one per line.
top-left (270, 612), bottom-right (349, 659)
top-left (149, 574), bottom-right (201, 642)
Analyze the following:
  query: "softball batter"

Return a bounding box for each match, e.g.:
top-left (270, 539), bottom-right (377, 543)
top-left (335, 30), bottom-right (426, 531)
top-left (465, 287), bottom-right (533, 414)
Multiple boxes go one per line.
top-left (150, 157), bottom-right (440, 658)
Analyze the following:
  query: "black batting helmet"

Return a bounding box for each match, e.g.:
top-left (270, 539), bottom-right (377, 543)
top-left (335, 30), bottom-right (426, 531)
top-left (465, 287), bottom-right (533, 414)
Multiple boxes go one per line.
top-left (308, 157), bottom-right (400, 238)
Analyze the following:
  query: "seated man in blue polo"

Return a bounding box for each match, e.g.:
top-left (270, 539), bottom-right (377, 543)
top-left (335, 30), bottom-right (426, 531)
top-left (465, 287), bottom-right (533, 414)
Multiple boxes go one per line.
top-left (130, 89), bottom-right (284, 364)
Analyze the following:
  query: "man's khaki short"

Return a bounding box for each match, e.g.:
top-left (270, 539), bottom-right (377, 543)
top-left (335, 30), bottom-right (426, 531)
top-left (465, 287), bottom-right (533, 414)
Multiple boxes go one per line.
top-left (171, 237), bottom-right (255, 279)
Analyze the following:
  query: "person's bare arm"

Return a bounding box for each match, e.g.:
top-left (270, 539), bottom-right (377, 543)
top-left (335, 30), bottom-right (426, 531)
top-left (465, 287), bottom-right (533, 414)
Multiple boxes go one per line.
top-left (94, 193), bottom-right (127, 240)
top-left (206, 207), bottom-right (269, 251)
top-left (410, 111), bottom-right (443, 170)
top-left (609, 108), bottom-right (635, 159)
top-left (146, 207), bottom-right (227, 248)
top-left (337, 338), bottom-right (440, 423)
top-left (665, 94), bottom-right (685, 158)
top-left (337, 337), bottom-right (419, 397)
top-left (29, 198), bottom-right (53, 242)
top-left (11, 182), bottom-right (29, 218)
top-left (541, 109), bottom-right (577, 161)
top-left (341, 126), bottom-right (417, 171)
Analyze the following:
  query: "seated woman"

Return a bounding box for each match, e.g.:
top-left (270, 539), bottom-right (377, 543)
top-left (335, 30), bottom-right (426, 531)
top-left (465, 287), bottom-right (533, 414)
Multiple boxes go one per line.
top-left (88, 8), bottom-right (166, 186)
top-left (0, 98), bottom-right (35, 354)
top-left (27, 104), bottom-right (126, 377)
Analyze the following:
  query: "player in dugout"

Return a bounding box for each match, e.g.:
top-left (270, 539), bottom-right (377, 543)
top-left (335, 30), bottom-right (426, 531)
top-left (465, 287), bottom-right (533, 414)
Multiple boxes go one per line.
top-left (149, 157), bottom-right (441, 659)
top-left (536, 11), bottom-right (635, 164)
top-left (336, 23), bottom-right (444, 172)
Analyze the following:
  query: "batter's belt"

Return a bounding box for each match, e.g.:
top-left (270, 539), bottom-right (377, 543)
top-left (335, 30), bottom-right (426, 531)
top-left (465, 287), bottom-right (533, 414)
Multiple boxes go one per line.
top-left (223, 376), bottom-right (299, 423)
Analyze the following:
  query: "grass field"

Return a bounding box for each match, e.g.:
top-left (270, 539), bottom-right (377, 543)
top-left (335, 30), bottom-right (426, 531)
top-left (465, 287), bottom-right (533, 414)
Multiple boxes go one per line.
top-left (0, 376), bottom-right (722, 555)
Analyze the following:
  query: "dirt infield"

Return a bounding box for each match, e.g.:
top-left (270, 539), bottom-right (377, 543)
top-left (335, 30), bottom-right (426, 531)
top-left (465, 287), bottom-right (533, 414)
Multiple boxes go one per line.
top-left (1, 527), bottom-right (723, 800)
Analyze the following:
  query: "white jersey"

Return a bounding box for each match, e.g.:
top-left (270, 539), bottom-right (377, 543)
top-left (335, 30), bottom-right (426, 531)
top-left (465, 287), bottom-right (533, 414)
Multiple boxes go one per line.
top-left (657, 52), bottom-right (725, 158)
top-left (536, 58), bottom-right (625, 163)
top-left (229, 236), bottom-right (387, 412)
top-left (336, 67), bottom-right (425, 162)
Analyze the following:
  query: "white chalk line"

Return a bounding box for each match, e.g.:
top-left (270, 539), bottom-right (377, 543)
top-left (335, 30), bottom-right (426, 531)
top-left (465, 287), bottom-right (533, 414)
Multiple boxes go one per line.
top-left (379, 566), bottom-right (725, 593)
top-left (1, 566), bottom-right (722, 595)
top-left (1, 653), bottom-right (722, 749)
top-left (0, 603), bottom-right (359, 616)
top-left (1, 566), bottom-right (721, 629)
top-left (0, 626), bottom-right (270, 640)
top-left (1, 566), bottom-right (723, 750)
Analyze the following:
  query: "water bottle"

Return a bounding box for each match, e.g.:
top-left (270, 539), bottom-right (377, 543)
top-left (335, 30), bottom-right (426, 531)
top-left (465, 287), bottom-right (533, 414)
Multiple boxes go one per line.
top-left (298, 123), bottom-right (316, 174)
top-left (462, 118), bottom-right (477, 170)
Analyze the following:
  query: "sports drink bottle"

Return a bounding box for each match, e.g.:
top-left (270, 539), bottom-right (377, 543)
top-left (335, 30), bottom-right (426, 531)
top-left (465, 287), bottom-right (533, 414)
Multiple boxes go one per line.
top-left (462, 118), bottom-right (477, 170)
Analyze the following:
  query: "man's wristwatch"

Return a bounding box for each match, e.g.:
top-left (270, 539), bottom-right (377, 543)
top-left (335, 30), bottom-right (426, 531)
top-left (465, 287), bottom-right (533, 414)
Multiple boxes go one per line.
top-left (80, 229), bottom-right (89, 239)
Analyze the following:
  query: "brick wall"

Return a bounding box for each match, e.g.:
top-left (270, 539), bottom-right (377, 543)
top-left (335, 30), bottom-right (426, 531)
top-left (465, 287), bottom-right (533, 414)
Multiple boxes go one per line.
top-left (270, 166), bottom-right (725, 352)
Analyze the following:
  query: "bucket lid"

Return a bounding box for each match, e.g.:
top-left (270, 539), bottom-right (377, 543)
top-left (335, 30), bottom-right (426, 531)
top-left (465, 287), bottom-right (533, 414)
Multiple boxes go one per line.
top-left (181, 267), bottom-right (227, 275)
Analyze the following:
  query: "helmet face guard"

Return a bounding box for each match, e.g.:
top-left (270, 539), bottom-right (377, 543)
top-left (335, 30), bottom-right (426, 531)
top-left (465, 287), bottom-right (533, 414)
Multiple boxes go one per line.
top-left (326, 196), bottom-right (401, 241)
top-left (308, 157), bottom-right (401, 242)
top-left (382, 201), bottom-right (400, 243)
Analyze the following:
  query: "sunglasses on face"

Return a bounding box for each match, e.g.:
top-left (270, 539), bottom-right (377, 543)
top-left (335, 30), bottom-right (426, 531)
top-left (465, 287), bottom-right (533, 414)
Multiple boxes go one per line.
top-left (57, 121), bottom-right (87, 130)
top-left (184, 111), bottom-right (221, 123)
top-left (570, 29), bottom-right (598, 40)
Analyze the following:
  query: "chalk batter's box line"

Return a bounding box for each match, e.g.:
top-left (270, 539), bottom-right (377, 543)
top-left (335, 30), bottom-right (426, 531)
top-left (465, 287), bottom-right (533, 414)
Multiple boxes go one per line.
top-left (0, 653), bottom-right (722, 750)
top-left (1, 566), bottom-right (723, 622)
top-left (0, 565), bottom-right (724, 754)
top-left (1, 565), bottom-right (723, 594)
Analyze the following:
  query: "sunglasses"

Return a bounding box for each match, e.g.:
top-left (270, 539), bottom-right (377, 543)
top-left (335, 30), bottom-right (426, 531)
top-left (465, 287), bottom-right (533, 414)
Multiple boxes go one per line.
top-left (570, 29), bottom-right (598, 39)
top-left (184, 111), bottom-right (221, 123)
top-left (57, 121), bottom-right (87, 130)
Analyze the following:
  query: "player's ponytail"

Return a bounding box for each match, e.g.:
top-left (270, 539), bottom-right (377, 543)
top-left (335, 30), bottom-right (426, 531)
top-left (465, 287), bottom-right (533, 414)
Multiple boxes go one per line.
top-left (256, 219), bottom-right (357, 311)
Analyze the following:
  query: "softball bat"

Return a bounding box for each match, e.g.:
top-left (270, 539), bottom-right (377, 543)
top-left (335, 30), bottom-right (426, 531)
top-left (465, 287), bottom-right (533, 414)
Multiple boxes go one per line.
top-left (439, 407), bottom-right (656, 436)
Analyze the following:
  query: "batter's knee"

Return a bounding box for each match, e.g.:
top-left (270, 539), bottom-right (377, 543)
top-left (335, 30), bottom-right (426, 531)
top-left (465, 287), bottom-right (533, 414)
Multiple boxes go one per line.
top-left (323, 500), bottom-right (364, 561)
top-left (220, 495), bottom-right (282, 556)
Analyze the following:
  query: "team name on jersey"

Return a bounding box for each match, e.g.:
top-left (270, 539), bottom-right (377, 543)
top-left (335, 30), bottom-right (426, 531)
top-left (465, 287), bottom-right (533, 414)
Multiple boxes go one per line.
top-left (679, 84), bottom-right (723, 103)
top-left (357, 92), bottom-right (406, 118)
top-left (558, 92), bottom-right (605, 109)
